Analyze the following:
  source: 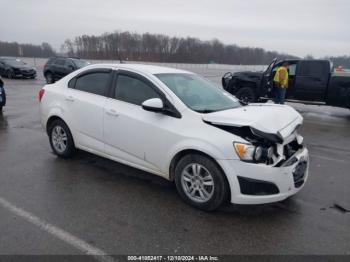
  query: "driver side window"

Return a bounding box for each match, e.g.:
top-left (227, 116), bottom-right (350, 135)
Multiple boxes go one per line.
top-left (288, 64), bottom-right (297, 76)
top-left (114, 74), bottom-right (161, 106)
top-left (65, 60), bottom-right (75, 69)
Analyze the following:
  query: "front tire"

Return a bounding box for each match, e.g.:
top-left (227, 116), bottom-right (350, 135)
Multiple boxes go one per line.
top-left (6, 70), bottom-right (13, 79)
top-left (235, 87), bottom-right (256, 103)
top-left (48, 119), bottom-right (75, 158)
top-left (174, 154), bottom-right (229, 211)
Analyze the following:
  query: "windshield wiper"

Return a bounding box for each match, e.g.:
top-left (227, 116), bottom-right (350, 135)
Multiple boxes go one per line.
top-left (195, 109), bottom-right (217, 113)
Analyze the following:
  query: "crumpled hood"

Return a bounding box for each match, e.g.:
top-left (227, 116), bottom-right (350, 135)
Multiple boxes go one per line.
top-left (202, 104), bottom-right (303, 141)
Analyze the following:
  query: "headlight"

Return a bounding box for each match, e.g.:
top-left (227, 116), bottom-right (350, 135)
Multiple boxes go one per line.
top-left (234, 143), bottom-right (272, 163)
top-left (254, 146), bottom-right (263, 161)
top-left (234, 143), bottom-right (257, 161)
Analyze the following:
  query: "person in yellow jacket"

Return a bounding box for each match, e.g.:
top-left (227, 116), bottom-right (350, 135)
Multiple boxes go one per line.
top-left (273, 62), bottom-right (289, 104)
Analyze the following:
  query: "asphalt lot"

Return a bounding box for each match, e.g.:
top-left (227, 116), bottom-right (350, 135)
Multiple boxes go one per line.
top-left (0, 67), bottom-right (349, 258)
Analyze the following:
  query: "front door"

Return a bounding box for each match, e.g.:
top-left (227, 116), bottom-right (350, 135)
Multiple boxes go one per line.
top-left (260, 59), bottom-right (277, 98)
top-left (103, 70), bottom-right (179, 175)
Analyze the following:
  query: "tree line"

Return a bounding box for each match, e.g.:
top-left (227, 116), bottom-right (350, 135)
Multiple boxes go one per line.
top-left (0, 41), bottom-right (56, 58)
top-left (61, 31), bottom-right (298, 65)
top-left (1, 32), bottom-right (350, 67)
top-left (326, 56), bottom-right (350, 68)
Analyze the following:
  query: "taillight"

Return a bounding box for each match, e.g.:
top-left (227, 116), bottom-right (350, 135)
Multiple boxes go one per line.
top-left (39, 89), bottom-right (45, 102)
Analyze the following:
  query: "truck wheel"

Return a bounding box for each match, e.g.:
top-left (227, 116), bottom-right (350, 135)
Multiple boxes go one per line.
top-left (6, 70), bottom-right (13, 79)
top-left (174, 154), bottom-right (229, 211)
top-left (235, 87), bottom-right (256, 103)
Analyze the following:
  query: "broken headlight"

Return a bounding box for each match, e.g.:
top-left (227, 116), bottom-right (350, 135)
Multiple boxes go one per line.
top-left (234, 142), bottom-right (274, 163)
top-left (234, 143), bottom-right (261, 161)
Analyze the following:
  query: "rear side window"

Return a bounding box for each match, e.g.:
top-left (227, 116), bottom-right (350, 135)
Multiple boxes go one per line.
top-left (114, 74), bottom-right (161, 106)
top-left (74, 72), bottom-right (110, 96)
top-left (299, 61), bottom-right (328, 77)
top-left (46, 58), bottom-right (56, 65)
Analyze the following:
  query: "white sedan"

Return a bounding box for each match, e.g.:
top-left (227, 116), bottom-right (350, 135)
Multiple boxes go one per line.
top-left (39, 64), bottom-right (309, 211)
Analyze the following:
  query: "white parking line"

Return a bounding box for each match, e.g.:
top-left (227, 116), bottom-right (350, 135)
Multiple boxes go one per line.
top-left (310, 154), bottom-right (347, 163)
top-left (0, 196), bottom-right (115, 262)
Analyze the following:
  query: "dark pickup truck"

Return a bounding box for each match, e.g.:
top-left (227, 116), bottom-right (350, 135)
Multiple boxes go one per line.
top-left (222, 59), bottom-right (350, 109)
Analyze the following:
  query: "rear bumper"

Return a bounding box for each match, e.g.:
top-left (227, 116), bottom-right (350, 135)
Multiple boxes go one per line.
top-left (218, 147), bottom-right (309, 205)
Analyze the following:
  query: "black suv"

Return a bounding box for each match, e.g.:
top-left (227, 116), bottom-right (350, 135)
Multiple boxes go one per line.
top-left (0, 57), bottom-right (37, 79)
top-left (43, 57), bottom-right (89, 84)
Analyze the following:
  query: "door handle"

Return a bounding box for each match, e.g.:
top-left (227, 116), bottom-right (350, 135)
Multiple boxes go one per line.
top-left (65, 95), bottom-right (75, 102)
top-left (106, 108), bottom-right (119, 117)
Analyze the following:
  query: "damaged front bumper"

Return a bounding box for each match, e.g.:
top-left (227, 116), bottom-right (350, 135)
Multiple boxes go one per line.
top-left (218, 147), bottom-right (309, 205)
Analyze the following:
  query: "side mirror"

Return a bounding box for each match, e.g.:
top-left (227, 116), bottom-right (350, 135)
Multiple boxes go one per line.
top-left (142, 98), bottom-right (164, 113)
top-left (68, 65), bottom-right (75, 71)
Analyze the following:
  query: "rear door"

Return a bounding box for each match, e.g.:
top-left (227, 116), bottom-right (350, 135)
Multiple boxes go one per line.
top-left (64, 68), bottom-right (112, 152)
top-left (294, 61), bottom-right (330, 101)
top-left (52, 58), bottom-right (66, 79)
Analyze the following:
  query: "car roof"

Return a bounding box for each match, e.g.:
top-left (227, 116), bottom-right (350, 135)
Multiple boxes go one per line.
top-left (48, 57), bottom-right (83, 61)
top-left (278, 59), bottom-right (330, 64)
top-left (85, 63), bottom-right (192, 75)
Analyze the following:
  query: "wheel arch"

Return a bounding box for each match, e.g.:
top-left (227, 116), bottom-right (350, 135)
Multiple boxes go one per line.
top-left (44, 70), bottom-right (52, 77)
top-left (169, 149), bottom-right (227, 183)
top-left (227, 78), bottom-right (258, 94)
top-left (168, 149), bottom-right (232, 202)
top-left (46, 115), bottom-right (69, 135)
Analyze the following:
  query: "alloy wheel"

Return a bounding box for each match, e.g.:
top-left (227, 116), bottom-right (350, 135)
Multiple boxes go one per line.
top-left (51, 125), bottom-right (68, 153)
top-left (181, 163), bottom-right (215, 203)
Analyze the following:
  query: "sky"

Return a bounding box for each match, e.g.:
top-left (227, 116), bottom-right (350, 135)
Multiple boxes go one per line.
top-left (0, 0), bottom-right (349, 58)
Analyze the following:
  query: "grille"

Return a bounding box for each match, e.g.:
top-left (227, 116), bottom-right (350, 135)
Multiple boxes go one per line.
top-left (284, 139), bottom-right (303, 159)
top-left (22, 69), bottom-right (34, 73)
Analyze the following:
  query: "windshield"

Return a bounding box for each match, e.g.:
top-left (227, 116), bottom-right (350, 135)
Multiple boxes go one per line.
top-left (72, 59), bottom-right (89, 69)
top-left (156, 73), bottom-right (241, 113)
top-left (3, 59), bottom-right (26, 67)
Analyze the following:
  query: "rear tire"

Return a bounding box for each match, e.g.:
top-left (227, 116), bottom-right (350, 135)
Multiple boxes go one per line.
top-left (174, 154), bottom-right (229, 211)
top-left (48, 119), bottom-right (75, 158)
top-left (235, 87), bottom-right (256, 103)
